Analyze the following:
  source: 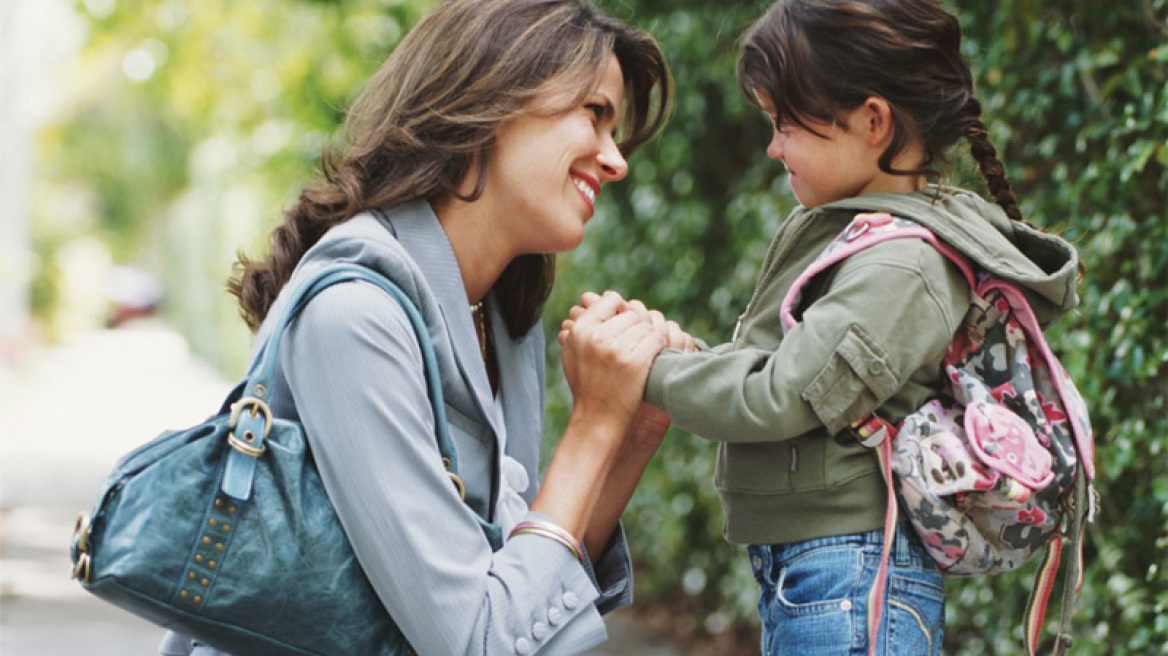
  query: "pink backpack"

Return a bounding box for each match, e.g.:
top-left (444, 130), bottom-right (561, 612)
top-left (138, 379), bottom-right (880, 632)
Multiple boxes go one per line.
top-left (781, 212), bottom-right (1097, 656)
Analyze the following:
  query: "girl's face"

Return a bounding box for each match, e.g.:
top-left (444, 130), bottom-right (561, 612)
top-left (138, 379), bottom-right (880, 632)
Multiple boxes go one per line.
top-left (756, 93), bottom-right (881, 209)
top-left (483, 54), bottom-right (628, 256)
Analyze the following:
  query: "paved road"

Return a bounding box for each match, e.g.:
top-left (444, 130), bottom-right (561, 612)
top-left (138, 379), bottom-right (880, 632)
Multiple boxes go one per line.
top-left (0, 323), bottom-right (688, 656)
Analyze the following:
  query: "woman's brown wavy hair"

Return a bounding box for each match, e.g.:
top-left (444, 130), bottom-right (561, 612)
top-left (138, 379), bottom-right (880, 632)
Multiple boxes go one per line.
top-left (230, 0), bottom-right (672, 336)
top-left (737, 0), bottom-right (1026, 225)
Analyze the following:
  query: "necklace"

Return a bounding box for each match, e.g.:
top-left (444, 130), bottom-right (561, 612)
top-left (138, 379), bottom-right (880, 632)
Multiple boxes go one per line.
top-left (470, 301), bottom-right (499, 394)
top-left (470, 302), bottom-right (487, 362)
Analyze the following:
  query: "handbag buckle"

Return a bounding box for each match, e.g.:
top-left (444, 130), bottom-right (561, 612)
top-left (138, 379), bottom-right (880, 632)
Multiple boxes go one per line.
top-left (443, 457), bottom-right (467, 501)
top-left (72, 513), bottom-right (92, 583)
top-left (229, 397), bottom-right (272, 457)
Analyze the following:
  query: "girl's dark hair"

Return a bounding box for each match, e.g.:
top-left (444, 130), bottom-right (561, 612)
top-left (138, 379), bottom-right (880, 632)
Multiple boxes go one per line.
top-left (737, 0), bottom-right (1024, 223)
top-left (230, 0), bottom-right (672, 335)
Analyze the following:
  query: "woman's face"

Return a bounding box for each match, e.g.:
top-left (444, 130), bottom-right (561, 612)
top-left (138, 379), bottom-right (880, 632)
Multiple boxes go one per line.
top-left (483, 54), bottom-right (628, 256)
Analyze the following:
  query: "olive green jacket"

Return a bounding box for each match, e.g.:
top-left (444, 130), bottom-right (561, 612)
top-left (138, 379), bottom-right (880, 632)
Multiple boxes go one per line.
top-left (644, 186), bottom-right (1081, 546)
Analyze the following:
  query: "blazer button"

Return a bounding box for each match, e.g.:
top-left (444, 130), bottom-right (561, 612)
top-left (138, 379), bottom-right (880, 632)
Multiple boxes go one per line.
top-left (561, 591), bottom-right (579, 609)
top-left (532, 622), bottom-right (548, 640)
top-left (515, 637), bottom-right (532, 655)
top-left (547, 607), bottom-right (564, 625)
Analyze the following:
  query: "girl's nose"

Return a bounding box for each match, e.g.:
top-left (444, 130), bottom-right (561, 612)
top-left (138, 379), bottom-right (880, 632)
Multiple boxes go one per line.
top-left (766, 129), bottom-right (784, 161)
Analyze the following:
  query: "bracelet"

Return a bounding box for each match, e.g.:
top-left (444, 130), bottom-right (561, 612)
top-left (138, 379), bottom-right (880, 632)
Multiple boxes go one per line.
top-left (508, 520), bottom-right (585, 564)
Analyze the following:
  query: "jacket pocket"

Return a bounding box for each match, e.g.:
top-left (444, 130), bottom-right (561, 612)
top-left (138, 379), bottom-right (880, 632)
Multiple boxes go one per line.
top-left (801, 324), bottom-right (899, 435)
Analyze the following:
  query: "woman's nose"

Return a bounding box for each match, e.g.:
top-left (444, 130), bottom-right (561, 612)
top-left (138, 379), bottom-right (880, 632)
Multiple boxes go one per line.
top-left (597, 134), bottom-right (628, 182)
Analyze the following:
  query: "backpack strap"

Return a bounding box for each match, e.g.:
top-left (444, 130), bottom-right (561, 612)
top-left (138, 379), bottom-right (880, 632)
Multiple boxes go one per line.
top-left (784, 212), bottom-right (974, 656)
top-left (1025, 470), bottom-right (1095, 656)
top-left (852, 415), bottom-right (899, 656)
top-left (779, 212), bottom-right (976, 332)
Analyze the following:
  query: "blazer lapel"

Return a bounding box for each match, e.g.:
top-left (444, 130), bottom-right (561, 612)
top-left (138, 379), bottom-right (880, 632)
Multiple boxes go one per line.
top-left (385, 202), bottom-right (507, 448)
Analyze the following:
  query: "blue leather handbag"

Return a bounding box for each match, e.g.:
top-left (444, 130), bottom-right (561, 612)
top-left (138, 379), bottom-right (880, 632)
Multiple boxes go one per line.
top-left (70, 263), bottom-right (502, 655)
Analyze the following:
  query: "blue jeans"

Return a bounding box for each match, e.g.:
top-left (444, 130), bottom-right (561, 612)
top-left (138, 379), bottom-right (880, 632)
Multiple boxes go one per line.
top-left (748, 524), bottom-right (945, 656)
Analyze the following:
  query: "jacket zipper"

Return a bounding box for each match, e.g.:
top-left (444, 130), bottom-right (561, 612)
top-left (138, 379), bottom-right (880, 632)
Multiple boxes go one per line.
top-left (734, 211), bottom-right (819, 344)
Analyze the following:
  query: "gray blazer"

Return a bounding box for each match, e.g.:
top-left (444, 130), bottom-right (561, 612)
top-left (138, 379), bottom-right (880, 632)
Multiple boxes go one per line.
top-left (161, 200), bottom-right (632, 656)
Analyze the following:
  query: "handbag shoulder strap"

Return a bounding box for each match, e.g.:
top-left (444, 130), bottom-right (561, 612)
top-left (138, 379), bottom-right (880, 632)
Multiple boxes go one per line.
top-left (221, 263), bottom-right (457, 500)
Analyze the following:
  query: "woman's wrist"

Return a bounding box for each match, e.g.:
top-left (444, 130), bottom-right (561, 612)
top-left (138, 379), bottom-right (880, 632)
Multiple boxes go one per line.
top-left (508, 520), bottom-right (586, 564)
top-left (565, 401), bottom-right (636, 446)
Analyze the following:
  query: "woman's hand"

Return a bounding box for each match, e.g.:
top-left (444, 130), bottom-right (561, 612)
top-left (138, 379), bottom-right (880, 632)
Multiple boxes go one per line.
top-left (537, 290), bottom-right (696, 554)
top-left (559, 291), bottom-right (696, 355)
top-left (554, 291), bottom-right (698, 556)
top-left (534, 291), bottom-right (664, 543)
top-left (558, 291), bottom-right (665, 438)
top-left (559, 291), bottom-right (695, 448)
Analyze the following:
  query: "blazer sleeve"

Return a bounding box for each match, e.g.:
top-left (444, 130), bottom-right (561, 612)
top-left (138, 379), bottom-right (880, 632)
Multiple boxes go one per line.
top-left (281, 281), bottom-right (616, 656)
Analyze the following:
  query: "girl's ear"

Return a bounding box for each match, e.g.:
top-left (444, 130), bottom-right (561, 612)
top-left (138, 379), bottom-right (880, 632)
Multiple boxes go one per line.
top-left (860, 96), bottom-right (895, 147)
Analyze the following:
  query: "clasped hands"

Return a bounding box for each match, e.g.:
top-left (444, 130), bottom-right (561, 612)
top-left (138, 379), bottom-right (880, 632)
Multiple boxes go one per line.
top-left (557, 291), bottom-right (695, 448)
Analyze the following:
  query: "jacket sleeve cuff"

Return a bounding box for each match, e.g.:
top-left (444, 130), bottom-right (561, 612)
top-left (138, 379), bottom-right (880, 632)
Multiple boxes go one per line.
top-left (525, 512), bottom-right (633, 615)
top-left (589, 522), bottom-right (633, 615)
top-left (645, 348), bottom-right (682, 409)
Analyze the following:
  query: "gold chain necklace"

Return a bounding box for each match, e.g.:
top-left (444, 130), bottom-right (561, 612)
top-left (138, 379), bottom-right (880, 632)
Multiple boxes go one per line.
top-left (470, 302), bottom-right (487, 361)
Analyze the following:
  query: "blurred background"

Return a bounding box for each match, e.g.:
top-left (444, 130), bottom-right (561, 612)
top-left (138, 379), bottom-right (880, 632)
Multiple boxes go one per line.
top-left (1, 0), bottom-right (1166, 654)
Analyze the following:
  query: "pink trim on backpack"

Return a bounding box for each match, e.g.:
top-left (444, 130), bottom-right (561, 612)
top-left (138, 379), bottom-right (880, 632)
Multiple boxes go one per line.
top-left (779, 213), bottom-right (976, 331)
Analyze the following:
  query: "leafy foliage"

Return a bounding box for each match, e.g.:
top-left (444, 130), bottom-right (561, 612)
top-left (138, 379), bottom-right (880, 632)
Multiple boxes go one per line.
top-left (36, 0), bottom-right (431, 367)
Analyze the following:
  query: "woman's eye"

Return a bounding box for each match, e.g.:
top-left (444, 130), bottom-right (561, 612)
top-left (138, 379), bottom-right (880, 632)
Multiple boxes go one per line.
top-left (585, 103), bottom-right (605, 120)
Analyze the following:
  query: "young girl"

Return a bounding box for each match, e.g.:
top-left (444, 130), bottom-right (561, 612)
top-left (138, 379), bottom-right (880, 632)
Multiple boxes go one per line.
top-left (565, 0), bottom-right (1083, 654)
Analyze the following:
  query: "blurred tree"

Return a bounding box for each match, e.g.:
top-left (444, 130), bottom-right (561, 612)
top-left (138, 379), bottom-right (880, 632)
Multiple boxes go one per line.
top-left (37, 0), bottom-right (433, 367)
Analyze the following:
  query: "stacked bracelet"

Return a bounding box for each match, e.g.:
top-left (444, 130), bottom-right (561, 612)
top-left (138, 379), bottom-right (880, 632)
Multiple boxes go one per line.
top-left (508, 520), bottom-right (585, 564)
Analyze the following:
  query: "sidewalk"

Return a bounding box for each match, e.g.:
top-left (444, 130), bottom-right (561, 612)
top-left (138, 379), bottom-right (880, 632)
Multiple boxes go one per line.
top-left (0, 322), bottom-right (688, 655)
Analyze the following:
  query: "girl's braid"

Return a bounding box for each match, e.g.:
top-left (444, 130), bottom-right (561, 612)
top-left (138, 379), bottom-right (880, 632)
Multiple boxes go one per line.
top-left (962, 100), bottom-right (1025, 224)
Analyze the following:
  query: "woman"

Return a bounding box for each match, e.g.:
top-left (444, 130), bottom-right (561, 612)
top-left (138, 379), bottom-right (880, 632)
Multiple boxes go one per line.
top-left (160, 1), bottom-right (676, 654)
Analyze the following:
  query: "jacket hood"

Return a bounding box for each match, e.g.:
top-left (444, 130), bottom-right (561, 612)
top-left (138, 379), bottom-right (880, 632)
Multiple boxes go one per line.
top-left (819, 186), bottom-right (1081, 325)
